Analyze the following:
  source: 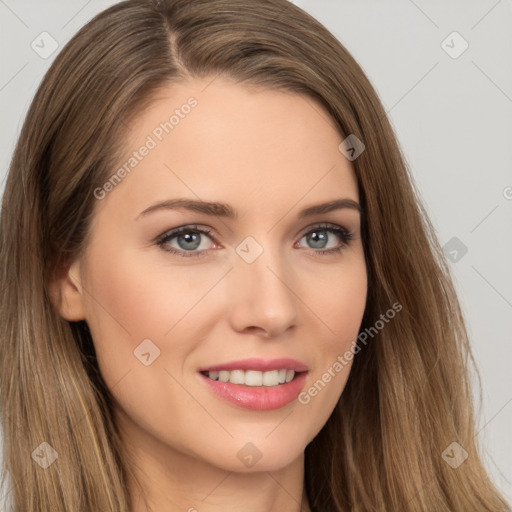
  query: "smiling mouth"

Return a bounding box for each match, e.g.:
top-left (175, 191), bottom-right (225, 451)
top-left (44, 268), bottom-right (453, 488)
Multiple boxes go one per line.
top-left (200, 369), bottom-right (304, 387)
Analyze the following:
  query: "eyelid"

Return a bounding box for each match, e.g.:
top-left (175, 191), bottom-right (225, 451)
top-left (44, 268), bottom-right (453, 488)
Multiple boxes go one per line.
top-left (154, 224), bottom-right (216, 248)
top-left (155, 222), bottom-right (354, 257)
top-left (298, 221), bottom-right (348, 236)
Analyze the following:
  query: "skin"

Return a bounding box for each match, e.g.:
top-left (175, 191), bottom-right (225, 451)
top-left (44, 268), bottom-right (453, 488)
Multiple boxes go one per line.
top-left (53, 76), bottom-right (368, 512)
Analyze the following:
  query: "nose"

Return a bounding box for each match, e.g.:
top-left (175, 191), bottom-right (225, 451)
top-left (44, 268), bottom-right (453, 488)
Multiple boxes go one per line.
top-left (227, 245), bottom-right (298, 338)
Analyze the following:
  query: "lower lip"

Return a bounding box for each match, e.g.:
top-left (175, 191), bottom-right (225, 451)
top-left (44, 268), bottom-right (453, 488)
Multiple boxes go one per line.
top-left (199, 372), bottom-right (308, 410)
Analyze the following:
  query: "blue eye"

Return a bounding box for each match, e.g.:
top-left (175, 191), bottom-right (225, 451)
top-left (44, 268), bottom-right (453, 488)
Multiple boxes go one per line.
top-left (156, 225), bottom-right (214, 258)
top-left (156, 223), bottom-right (353, 258)
top-left (298, 223), bottom-right (354, 255)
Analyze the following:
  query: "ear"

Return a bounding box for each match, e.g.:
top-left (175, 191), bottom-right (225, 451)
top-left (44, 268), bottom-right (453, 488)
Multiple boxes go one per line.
top-left (48, 258), bottom-right (86, 321)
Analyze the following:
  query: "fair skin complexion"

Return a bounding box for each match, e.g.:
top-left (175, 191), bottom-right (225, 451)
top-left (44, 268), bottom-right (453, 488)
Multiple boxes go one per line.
top-left (53, 77), bottom-right (367, 512)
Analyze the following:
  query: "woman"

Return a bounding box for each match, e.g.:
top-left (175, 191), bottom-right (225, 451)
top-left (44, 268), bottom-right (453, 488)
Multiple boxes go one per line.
top-left (0, 0), bottom-right (509, 510)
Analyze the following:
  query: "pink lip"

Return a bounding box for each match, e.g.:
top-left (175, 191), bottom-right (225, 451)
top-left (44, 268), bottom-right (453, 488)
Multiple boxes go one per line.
top-left (198, 357), bottom-right (309, 372)
top-left (198, 371), bottom-right (308, 410)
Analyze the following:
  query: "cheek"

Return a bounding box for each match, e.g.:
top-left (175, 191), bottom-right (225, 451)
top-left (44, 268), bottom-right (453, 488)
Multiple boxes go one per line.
top-left (298, 257), bottom-right (367, 418)
top-left (80, 249), bottom-right (175, 386)
top-left (309, 254), bottom-right (368, 345)
top-left (80, 243), bottom-right (227, 385)
top-left (79, 248), bottom-right (211, 438)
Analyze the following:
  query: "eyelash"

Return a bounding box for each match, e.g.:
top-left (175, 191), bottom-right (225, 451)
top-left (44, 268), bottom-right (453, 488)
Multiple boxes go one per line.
top-left (156, 223), bottom-right (354, 258)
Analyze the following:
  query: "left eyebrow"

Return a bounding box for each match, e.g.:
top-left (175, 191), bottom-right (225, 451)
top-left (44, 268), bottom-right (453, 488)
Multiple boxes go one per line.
top-left (136, 197), bottom-right (361, 220)
top-left (297, 198), bottom-right (361, 218)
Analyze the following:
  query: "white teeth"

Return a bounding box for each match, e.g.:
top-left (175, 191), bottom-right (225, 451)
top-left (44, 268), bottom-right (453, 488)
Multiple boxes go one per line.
top-left (262, 370), bottom-right (279, 386)
top-left (218, 370), bottom-right (230, 383)
top-left (245, 370), bottom-right (263, 386)
top-left (206, 369), bottom-right (297, 387)
top-left (229, 369), bottom-right (245, 385)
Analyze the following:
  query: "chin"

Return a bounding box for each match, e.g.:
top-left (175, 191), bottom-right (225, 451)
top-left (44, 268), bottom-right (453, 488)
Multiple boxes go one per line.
top-left (204, 440), bottom-right (306, 474)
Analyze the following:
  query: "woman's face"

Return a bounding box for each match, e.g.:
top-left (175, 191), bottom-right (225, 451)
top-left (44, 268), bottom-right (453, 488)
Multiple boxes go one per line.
top-left (60, 77), bottom-right (367, 472)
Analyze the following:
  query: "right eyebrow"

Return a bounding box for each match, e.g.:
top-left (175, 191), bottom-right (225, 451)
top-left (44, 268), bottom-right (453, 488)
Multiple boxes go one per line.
top-left (137, 198), bottom-right (237, 220)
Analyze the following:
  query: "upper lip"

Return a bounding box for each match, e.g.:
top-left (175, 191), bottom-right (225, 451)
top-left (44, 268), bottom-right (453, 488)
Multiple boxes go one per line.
top-left (198, 358), bottom-right (309, 373)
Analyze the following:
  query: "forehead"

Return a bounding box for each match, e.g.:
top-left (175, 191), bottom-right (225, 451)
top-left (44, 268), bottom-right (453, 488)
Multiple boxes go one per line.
top-left (99, 77), bottom-right (359, 220)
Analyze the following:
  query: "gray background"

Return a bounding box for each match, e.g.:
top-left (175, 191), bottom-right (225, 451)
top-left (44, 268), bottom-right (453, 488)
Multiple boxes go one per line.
top-left (1, 0), bottom-right (511, 507)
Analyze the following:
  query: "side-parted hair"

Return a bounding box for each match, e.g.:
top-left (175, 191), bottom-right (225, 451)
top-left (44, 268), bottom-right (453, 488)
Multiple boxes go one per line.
top-left (0, 0), bottom-right (509, 510)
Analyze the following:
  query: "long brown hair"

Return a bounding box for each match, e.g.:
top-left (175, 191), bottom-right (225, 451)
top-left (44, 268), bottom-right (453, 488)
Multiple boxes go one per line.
top-left (0, 0), bottom-right (509, 510)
